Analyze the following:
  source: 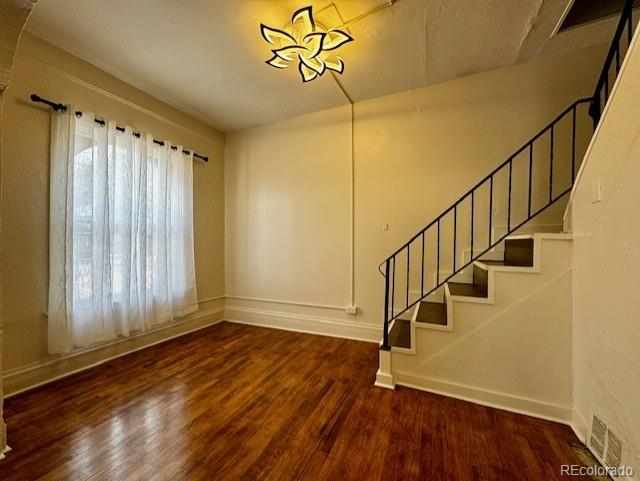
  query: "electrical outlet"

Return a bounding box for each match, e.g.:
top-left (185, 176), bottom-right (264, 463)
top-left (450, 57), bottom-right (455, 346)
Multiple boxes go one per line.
top-left (345, 306), bottom-right (357, 315)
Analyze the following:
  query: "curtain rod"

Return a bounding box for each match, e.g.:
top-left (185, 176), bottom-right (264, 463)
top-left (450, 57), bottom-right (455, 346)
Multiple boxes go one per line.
top-left (30, 94), bottom-right (208, 163)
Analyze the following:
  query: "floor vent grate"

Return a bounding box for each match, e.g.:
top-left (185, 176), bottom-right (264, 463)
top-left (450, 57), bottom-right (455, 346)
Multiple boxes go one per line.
top-left (590, 415), bottom-right (607, 459)
top-left (570, 443), bottom-right (612, 481)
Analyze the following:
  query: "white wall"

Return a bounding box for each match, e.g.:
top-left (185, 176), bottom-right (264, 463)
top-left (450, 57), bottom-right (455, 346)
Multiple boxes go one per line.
top-left (568, 31), bottom-right (640, 478)
top-left (225, 43), bottom-right (606, 337)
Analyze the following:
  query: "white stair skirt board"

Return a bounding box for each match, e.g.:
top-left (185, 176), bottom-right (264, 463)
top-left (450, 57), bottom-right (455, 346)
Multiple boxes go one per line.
top-left (388, 234), bottom-right (574, 423)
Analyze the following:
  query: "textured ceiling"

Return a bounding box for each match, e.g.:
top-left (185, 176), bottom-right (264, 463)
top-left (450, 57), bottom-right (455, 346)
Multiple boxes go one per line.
top-left (27, 0), bottom-right (593, 132)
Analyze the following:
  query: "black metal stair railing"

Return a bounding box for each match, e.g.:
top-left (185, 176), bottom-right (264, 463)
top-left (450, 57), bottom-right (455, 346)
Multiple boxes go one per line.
top-left (589, 0), bottom-right (637, 126)
top-left (378, 0), bottom-right (638, 351)
top-left (378, 98), bottom-right (592, 350)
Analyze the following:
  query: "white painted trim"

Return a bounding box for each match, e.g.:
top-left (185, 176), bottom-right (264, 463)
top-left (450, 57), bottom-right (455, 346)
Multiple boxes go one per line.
top-left (197, 295), bottom-right (226, 303)
top-left (224, 305), bottom-right (380, 343)
top-left (0, 445), bottom-right (11, 461)
top-left (474, 260), bottom-right (538, 275)
top-left (395, 372), bottom-right (573, 424)
top-left (19, 48), bottom-right (221, 142)
top-left (492, 224), bottom-right (564, 240)
top-left (375, 348), bottom-right (395, 389)
top-left (447, 286), bottom-right (494, 305)
top-left (506, 232), bottom-right (572, 241)
top-left (551, 0), bottom-right (575, 37)
top-left (224, 295), bottom-right (346, 312)
top-left (3, 307), bottom-right (224, 398)
top-left (3, 305), bottom-right (222, 382)
top-left (375, 370), bottom-right (395, 389)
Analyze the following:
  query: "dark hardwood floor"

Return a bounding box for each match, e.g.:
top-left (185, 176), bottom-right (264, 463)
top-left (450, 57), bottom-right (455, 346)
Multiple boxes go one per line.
top-left (2, 322), bottom-right (591, 480)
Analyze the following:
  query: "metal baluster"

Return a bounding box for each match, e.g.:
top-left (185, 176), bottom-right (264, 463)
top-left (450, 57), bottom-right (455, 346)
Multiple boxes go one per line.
top-left (453, 205), bottom-right (457, 272)
top-left (470, 191), bottom-right (474, 259)
top-left (489, 176), bottom-right (493, 246)
top-left (436, 219), bottom-right (440, 285)
top-left (391, 256), bottom-right (395, 321)
top-left (528, 143), bottom-right (533, 217)
top-left (549, 125), bottom-right (554, 203)
top-left (507, 159), bottom-right (513, 232)
top-left (571, 106), bottom-right (576, 184)
top-left (406, 245), bottom-right (410, 309)
top-left (421, 232), bottom-right (425, 296)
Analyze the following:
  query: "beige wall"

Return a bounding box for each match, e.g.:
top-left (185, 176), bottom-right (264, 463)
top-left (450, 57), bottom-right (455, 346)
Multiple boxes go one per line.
top-left (225, 43), bottom-right (607, 334)
top-left (1, 33), bottom-right (226, 389)
top-left (568, 32), bottom-right (640, 476)
top-left (0, 0), bottom-right (37, 456)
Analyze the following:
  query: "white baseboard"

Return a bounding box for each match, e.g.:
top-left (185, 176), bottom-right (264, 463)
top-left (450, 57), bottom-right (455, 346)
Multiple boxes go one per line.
top-left (0, 445), bottom-right (12, 460)
top-left (375, 369), bottom-right (395, 389)
top-left (224, 304), bottom-right (381, 343)
top-left (3, 306), bottom-right (224, 398)
top-left (395, 371), bottom-right (573, 425)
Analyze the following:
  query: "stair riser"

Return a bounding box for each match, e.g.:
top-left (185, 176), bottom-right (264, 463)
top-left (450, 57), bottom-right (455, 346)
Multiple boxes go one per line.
top-left (505, 239), bottom-right (534, 266)
top-left (473, 264), bottom-right (489, 297)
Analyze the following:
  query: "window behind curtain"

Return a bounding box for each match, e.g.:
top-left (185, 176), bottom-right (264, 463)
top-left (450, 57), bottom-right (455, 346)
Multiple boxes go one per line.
top-left (48, 109), bottom-right (198, 354)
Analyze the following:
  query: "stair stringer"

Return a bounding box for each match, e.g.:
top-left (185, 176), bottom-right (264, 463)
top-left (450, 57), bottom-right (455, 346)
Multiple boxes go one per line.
top-left (390, 234), bottom-right (574, 422)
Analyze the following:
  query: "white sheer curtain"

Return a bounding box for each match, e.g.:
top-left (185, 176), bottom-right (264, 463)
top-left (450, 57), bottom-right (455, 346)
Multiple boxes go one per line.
top-left (48, 109), bottom-right (198, 354)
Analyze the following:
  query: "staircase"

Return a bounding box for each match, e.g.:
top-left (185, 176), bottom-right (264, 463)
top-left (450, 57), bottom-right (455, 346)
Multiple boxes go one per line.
top-left (376, 0), bottom-right (638, 408)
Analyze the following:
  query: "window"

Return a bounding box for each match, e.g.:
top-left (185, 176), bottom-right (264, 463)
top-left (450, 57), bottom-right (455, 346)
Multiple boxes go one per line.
top-left (48, 110), bottom-right (198, 353)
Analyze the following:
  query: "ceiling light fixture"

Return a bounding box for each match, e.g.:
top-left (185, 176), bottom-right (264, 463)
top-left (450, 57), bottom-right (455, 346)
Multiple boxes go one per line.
top-left (260, 6), bottom-right (354, 83)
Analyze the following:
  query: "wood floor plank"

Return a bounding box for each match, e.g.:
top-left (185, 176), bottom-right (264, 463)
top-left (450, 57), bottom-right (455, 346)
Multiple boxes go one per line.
top-left (1, 322), bottom-right (594, 480)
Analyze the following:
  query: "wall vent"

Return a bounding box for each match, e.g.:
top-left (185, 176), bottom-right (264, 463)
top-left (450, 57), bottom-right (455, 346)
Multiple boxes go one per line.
top-left (605, 429), bottom-right (622, 468)
top-left (589, 415), bottom-right (607, 459)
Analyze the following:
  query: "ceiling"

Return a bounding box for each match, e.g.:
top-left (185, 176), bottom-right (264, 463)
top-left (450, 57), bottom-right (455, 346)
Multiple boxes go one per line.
top-left (26, 0), bottom-right (604, 132)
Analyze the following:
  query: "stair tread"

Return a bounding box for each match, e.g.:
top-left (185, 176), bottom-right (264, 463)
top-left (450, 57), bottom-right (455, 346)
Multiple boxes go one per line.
top-left (478, 259), bottom-right (506, 266)
top-left (448, 282), bottom-right (487, 298)
top-left (389, 320), bottom-right (411, 349)
top-left (416, 301), bottom-right (447, 325)
top-left (477, 259), bottom-right (534, 267)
